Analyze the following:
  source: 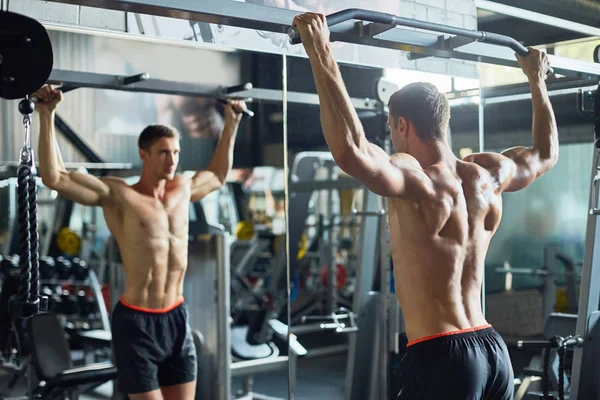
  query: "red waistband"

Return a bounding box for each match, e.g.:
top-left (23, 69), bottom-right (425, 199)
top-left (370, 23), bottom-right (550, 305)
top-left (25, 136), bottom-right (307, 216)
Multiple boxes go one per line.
top-left (119, 296), bottom-right (184, 314)
top-left (407, 324), bottom-right (493, 347)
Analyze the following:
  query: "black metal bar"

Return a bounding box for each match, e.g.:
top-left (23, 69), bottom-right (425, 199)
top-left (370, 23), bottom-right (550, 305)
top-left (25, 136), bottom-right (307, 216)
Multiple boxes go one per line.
top-left (288, 7), bottom-right (528, 55)
top-left (0, 161), bottom-right (132, 170)
top-left (223, 83), bottom-right (253, 94)
top-left (53, 113), bottom-right (104, 163)
top-left (121, 72), bottom-right (150, 86)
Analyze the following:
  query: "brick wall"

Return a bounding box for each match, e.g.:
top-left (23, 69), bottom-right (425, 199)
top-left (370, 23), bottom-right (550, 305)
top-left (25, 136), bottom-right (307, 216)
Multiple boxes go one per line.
top-left (9, 0), bottom-right (127, 31)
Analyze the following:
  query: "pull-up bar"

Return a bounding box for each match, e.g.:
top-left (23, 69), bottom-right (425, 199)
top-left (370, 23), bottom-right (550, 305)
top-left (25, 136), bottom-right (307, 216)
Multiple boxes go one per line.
top-left (287, 8), bottom-right (554, 75)
top-left (287, 8), bottom-right (528, 55)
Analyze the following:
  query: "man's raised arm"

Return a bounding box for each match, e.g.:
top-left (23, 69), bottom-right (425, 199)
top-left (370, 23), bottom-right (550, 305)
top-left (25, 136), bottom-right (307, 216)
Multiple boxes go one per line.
top-left (292, 13), bottom-right (430, 199)
top-left (36, 85), bottom-right (117, 206)
top-left (464, 48), bottom-right (559, 193)
top-left (190, 100), bottom-right (246, 202)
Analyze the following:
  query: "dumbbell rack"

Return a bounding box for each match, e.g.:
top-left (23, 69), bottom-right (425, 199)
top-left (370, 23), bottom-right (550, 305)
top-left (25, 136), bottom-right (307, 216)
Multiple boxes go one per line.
top-left (40, 267), bottom-right (110, 333)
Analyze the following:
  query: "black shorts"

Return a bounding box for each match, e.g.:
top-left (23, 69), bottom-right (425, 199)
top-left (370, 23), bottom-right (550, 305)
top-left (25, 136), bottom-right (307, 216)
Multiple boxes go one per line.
top-left (396, 325), bottom-right (514, 400)
top-left (111, 297), bottom-right (197, 395)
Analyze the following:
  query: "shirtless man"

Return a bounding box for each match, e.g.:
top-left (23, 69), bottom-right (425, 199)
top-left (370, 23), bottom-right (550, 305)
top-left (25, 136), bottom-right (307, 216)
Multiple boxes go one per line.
top-left (292, 13), bottom-right (558, 399)
top-left (34, 84), bottom-right (246, 400)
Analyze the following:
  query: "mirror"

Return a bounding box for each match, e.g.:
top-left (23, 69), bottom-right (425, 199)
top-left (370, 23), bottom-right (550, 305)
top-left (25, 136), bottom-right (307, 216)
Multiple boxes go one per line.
top-left (0, 19), bottom-right (290, 400)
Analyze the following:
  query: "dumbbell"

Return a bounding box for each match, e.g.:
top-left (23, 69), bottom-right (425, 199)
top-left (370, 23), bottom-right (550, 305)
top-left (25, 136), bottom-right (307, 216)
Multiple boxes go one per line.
top-left (60, 289), bottom-right (79, 315)
top-left (39, 256), bottom-right (56, 279)
top-left (41, 286), bottom-right (54, 309)
top-left (51, 293), bottom-right (63, 314)
top-left (1, 256), bottom-right (20, 279)
top-left (1, 256), bottom-right (13, 275)
top-left (56, 257), bottom-right (73, 280)
top-left (72, 258), bottom-right (89, 281)
top-left (77, 290), bottom-right (97, 317)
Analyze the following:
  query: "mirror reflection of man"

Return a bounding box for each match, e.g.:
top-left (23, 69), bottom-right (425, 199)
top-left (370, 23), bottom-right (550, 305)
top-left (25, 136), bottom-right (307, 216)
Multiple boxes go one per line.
top-left (34, 84), bottom-right (247, 400)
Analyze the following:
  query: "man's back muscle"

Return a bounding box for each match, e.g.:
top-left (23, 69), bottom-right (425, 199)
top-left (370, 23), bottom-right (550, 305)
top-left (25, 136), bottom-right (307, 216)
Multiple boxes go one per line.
top-left (389, 160), bottom-right (503, 341)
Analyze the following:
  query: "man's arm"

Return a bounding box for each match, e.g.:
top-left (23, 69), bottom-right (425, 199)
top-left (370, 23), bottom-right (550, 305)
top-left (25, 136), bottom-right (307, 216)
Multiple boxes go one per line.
top-left (292, 13), bottom-right (433, 199)
top-left (190, 100), bottom-right (245, 202)
top-left (464, 48), bottom-right (558, 193)
top-left (35, 85), bottom-right (116, 206)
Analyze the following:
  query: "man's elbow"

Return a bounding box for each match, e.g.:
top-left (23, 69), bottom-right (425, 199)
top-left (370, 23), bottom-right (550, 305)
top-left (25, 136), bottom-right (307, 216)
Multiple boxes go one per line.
top-left (40, 171), bottom-right (61, 190)
top-left (331, 147), bottom-right (360, 174)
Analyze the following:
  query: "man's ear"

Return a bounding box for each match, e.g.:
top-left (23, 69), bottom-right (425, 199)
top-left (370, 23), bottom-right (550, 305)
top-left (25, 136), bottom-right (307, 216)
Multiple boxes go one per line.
top-left (397, 117), bottom-right (409, 136)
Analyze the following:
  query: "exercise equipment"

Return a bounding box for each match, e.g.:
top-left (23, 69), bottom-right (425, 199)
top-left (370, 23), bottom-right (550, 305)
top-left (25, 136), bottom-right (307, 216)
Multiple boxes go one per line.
top-left (26, 312), bottom-right (117, 399)
top-left (44, 71), bottom-right (256, 117)
top-left (0, 11), bottom-right (53, 99)
top-left (287, 8), bottom-right (554, 73)
top-left (516, 313), bottom-right (582, 400)
top-left (496, 245), bottom-right (581, 324)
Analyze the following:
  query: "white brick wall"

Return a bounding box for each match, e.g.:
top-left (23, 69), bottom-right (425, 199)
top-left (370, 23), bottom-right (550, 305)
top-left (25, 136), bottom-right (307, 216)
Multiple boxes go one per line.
top-left (9, 0), bottom-right (127, 31)
top-left (446, 11), bottom-right (464, 29)
top-left (395, 0), bottom-right (478, 78)
top-left (399, 1), bottom-right (428, 22)
top-left (415, 0), bottom-right (446, 10)
top-left (79, 6), bottom-right (127, 31)
top-left (10, 0), bottom-right (79, 25)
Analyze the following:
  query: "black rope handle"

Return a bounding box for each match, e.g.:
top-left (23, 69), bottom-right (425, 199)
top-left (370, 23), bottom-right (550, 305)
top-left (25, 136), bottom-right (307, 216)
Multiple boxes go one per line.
top-left (16, 164), bottom-right (31, 303)
top-left (28, 173), bottom-right (39, 302)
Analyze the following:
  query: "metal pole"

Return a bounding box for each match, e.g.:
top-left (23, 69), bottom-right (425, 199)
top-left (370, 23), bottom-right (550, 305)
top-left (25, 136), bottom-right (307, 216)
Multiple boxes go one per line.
top-left (478, 83), bottom-right (486, 317)
top-left (344, 189), bottom-right (378, 398)
top-left (542, 246), bottom-right (557, 323)
top-left (282, 53), bottom-right (294, 400)
top-left (570, 126), bottom-right (600, 400)
top-left (327, 163), bottom-right (338, 315)
top-left (379, 201), bottom-right (390, 400)
top-left (216, 233), bottom-right (232, 400)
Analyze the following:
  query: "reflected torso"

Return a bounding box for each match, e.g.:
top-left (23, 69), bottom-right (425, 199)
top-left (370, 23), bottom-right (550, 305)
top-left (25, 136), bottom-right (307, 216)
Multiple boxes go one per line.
top-left (103, 176), bottom-right (191, 310)
top-left (389, 160), bottom-right (503, 342)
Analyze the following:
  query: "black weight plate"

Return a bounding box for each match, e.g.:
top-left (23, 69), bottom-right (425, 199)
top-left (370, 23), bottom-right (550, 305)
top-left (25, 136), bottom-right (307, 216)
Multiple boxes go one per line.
top-left (0, 11), bottom-right (53, 100)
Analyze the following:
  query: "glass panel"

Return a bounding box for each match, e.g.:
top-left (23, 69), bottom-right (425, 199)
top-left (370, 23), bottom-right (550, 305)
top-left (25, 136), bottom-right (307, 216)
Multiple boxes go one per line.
top-left (0, 28), bottom-right (288, 400)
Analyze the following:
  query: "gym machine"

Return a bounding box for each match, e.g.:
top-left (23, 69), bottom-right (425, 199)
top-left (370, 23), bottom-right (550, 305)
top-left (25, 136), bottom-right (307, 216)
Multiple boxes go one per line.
top-left (0, 10), bottom-right (118, 399)
top-left (496, 244), bottom-right (581, 325)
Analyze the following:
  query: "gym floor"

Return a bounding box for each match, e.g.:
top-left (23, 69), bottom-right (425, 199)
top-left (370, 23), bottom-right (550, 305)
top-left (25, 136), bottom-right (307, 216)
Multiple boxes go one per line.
top-left (78, 346), bottom-right (532, 400)
top-left (78, 354), bottom-right (346, 400)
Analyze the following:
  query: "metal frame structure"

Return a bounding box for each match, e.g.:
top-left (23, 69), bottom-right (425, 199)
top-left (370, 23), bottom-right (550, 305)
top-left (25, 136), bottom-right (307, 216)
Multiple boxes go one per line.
top-left (569, 85), bottom-right (600, 400)
top-left (44, 0), bottom-right (600, 80)
top-left (475, 0), bottom-right (600, 38)
top-left (47, 69), bottom-right (380, 110)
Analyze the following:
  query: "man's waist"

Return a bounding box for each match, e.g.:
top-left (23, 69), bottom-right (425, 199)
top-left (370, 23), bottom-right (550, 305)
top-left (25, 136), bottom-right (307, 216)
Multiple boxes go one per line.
top-left (119, 295), bottom-right (185, 314)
